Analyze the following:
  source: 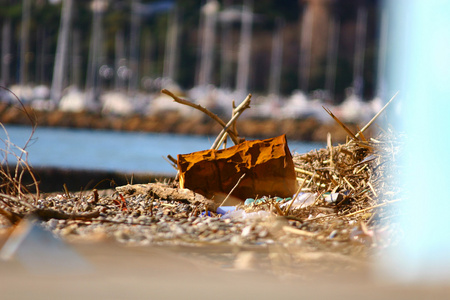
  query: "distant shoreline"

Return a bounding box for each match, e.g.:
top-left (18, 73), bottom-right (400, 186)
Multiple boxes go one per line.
top-left (0, 103), bottom-right (363, 143)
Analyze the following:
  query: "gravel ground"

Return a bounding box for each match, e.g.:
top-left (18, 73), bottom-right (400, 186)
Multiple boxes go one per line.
top-left (1, 183), bottom-right (377, 276)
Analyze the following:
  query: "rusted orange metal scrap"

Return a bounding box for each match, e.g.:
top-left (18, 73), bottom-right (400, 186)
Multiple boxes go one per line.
top-left (177, 135), bottom-right (298, 201)
top-left (161, 89), bottom-right (298, 202)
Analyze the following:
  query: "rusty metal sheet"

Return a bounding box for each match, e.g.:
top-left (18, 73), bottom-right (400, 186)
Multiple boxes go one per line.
top-left (177, 135), bottom-right (298, 201)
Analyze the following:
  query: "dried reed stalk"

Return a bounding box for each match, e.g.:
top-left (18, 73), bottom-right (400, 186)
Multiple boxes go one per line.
top-left (355, 91), bottom-right (398, 139)
top-left (219, 173), bottom-right (246, 207)
top-left (322, 106), bottom-right (358, 140)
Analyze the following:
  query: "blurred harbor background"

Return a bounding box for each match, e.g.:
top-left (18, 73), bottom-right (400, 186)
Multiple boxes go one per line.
top-left (0, 0), bottom-right (388, 130)
top-left (0, 0), bottom-right (391, 184)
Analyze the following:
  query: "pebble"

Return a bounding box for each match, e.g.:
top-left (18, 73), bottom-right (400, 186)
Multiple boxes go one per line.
top-left (46, 219), bottom-right (59, 231)
top-left (241, 225), bottom-right (253, 238)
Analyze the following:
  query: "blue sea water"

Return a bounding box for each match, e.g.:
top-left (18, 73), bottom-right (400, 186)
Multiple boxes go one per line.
top-left (0, 125), bottom-right (324, 175)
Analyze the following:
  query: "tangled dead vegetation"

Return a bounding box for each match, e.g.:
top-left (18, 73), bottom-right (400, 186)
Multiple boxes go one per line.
top-left (0, 89), bottom-right (402, 263)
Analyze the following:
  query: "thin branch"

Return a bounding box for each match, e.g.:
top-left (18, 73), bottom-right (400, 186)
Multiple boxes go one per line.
top-left (211, 94), bottom-right (251, 150)
top-left (161, 89), bottom-right (240, 145)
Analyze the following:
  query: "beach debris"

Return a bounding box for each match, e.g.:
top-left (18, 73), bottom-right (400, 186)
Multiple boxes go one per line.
top-left (0, 90), bottom-right (401, 269)
top-left (245, 196), bottom-right (288, 205)
top-left (177, 134), bottom-right (298, 201)
top-left (164, 89), bottom-right (298, 202)
top-left (323, 192), bottom-right (344, 204)
top-left (280, 193), bottom-right (317, 209)
top-left (116, 182), bottom-right (212, 204)
top-left (221, 209), bottom-right (272, 221)
top-left (216, 206), bottom-right (236, 215)
top-left (162, 88), bottom-right (250, 148)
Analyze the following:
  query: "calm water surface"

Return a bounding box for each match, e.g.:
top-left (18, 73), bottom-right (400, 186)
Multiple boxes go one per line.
top-left (1, 125), bottom-right (324, 175)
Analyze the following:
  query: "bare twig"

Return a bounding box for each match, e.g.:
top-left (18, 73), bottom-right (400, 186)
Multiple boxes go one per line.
top-left (211, 94), bottom-right (251, 150)
top-left (164, 155), bottom-right (178, 170)
top-left (161, 89), bottom-right (241, 145)
top-left (0, 86), bottom-right (40, 201)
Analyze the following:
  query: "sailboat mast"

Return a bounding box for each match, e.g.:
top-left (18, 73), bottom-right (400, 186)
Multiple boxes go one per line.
top-left (236, 0), bottom-right (253, 94)
top-left (353, 4), bottom-right (367, 98)
top-left (197, 0), bottom-right (218, 87)
top-left (1, 18), bottom-right (12, 87)
top-left (128, 0), bottom-right (141, 95)
top-left (51, 0), bottom-right (73, 102)
top-left (269, 17), bottom-right (284, 96)
top-left (19, 0), bottom-right (31, 86)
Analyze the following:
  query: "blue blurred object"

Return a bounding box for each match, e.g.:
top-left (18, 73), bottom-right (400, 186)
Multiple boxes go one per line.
top-left (216, 206), bottom-right (236, 215)
top-left (380, 0), bottom-right (450, 283)
top-left (244, 198), bottom-right (255, 205)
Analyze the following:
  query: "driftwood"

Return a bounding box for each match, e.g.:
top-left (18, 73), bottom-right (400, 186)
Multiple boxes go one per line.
top-left (210, 93), bottom-right (251, 150)
top-left (161, 88), bottom-right (252, 149)
top-left (116, 183), bottom-right (215, 209)
top-left (162, 89), bottom-right (245, 146)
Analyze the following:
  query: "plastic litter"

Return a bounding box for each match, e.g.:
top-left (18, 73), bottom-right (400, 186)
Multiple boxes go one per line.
top-left (244, 196), bottom-right (291, 206)
top-left (323, 192), bottom-right (343, 204)
top-left (244, 198), bottom-right (255, 205)
top-left (221, 209), bottom-right (272, 220)
top-left (216, 206), bottom-right (236, 215)
top-left (280, 193), bottom-right (317, 209)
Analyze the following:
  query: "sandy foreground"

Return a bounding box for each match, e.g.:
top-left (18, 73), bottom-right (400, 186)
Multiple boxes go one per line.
top-left (1, 235), bottom-right (449, 300)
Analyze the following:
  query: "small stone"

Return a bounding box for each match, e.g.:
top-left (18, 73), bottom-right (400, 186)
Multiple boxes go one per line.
top-left (60, 224), bottom-right (78, 236)
top-left (135, 215), bottom-right (151, 225)
top-left (46, 219), bottom-right (58, 231)
top-left (233, 251), bottom-right (258, 270)
top-left (241, 225), bottom-right (253, 238)
top-left (258, 228), bottom-right (269, 238)
top-left (328, 230), bottom-right (339, 239)
top-left (230, 235), bottom-right (242, 245)
top-left (171, 224), bottom-right (185, 236)
top-left (192, 217), bottom-right (202, 225)
top-left (209, 223), bottom-right (220, 231)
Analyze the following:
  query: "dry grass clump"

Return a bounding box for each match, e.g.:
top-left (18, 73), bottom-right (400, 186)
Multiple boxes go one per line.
top-left (0, 87), bottom-right (40, 225)
top-left (0, 125), bottom-right (39, 199)
top-left (236, 94), bottom-right (402, 251)
top-left (289, 130), bottom-right (399, 219)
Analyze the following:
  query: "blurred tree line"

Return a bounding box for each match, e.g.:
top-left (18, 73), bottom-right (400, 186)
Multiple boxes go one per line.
top-left (0, 0), bottom-right (380, 102)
